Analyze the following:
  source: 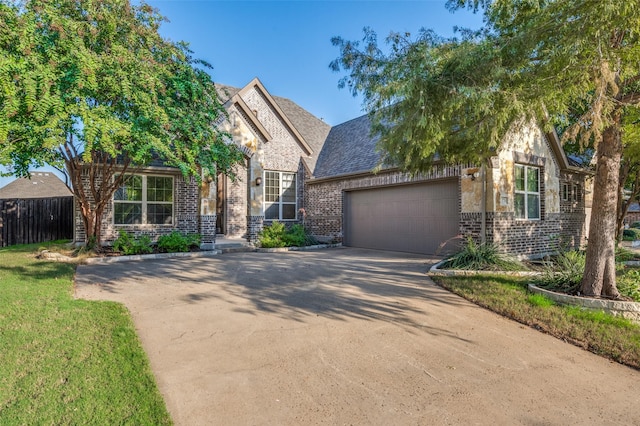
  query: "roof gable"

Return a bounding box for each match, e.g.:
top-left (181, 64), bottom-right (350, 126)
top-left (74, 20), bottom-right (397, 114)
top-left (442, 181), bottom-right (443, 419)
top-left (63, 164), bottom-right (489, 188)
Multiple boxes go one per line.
top-left (237, 78), bottom-right (314, 156)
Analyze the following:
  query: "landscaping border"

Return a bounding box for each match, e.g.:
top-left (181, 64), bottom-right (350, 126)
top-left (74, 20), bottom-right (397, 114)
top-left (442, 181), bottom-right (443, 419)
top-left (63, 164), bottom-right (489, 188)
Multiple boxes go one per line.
top-left (528, 284), bottom-right (640, 324)
top-left (257, 243), bottom-right (342, 253)
top-left (428, 259), bottom-right (540, 277)
top-left (83, 250), bottom-right (222, 264)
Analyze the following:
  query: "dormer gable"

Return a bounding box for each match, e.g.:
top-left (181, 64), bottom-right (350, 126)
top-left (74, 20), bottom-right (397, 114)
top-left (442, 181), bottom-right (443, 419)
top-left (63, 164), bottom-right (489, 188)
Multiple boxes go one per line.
top-left (236, 78), bottom-right (313, 156)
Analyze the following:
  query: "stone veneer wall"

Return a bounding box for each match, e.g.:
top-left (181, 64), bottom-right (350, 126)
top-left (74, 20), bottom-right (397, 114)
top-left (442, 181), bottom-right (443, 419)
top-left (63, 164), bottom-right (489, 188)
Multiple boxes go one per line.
top-left (459, 170), bottom-right (588, 258)
top-left (74, 171), bottom-right (200, 244)
top-left (225, 173), bottom-right (248, 238)
top-left (305, 165), bottom-right (465, 243)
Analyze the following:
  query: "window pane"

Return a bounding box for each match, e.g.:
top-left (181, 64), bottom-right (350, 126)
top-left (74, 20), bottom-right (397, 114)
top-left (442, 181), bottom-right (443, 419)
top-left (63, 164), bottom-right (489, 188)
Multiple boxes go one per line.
top-left (527, 194), bottom-right (540, 219)
top-left (282, 174), bottom-right (296, 202)
top-left (265, 203), bottom-right (279, 220)
top-left (114, 175), bottom-right (142, 201)
top-left (282, 203), bottom-right (296, 220)
top-left (527, 167), bottom-right (539, 192)
top-left (514, 193), bottom-right (525, 219)
top-left (265, 171), bottom-right (279, 202)
top-left (147, 176), bottom-right (173, 202)
top-left (147, 203), bottom-right (173, 225)
top-left (114, 203), bottom-right (142, 224)
top-left (515, 165), bottom-right (525, 191)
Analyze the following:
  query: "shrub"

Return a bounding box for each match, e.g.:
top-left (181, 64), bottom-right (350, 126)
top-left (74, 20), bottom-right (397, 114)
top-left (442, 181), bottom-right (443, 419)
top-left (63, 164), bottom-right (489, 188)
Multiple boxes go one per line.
top-left (617, 268), bottom-right (640, 302)
top-left (631, 221), bottom-right (640, 229)
top-left (259, 221), bottom-right (287, 248)
top-left (616, 246), bottom-right (640, 262)
top-left (535, 250), bottom-right (585, 294)
top-left (283, 224), bottom-right (309, 247)
top-left (259, 222), bottom-right (319, 248)
top-left (623, 228), bottom-right (640, 241)
top-left (112, 230), bottom-right (153, 255)
top-left (157, 231), bottom-right (201, 253)
top-left (440, 238), bottom-right (523, 271)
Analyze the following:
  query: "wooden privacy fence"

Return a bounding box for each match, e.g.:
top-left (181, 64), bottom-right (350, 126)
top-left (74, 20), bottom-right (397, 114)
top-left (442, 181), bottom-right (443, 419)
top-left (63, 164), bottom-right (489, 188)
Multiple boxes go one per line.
top-left (0, 197), bottom-right (74, 247)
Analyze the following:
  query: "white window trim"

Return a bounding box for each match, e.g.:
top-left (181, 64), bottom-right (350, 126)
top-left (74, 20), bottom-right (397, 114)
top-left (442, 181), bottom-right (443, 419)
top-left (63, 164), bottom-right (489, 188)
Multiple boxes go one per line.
top-left (263, 171), bottom-right (297, 221)
top-left (113, 174), bottom-right (174, 225)
top-left (515, 164), bottom-right (541, 220)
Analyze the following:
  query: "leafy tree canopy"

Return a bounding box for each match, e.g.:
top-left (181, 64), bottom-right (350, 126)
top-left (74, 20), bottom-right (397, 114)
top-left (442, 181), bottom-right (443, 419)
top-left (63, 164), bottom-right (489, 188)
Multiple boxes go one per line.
top-left (0, 0), bottom-right (244, 246)
top-left (331, 0), bottom-right (640, 297)
top-left (331, 0), bottom-right (640, 171)
top-left (0, 0), bottom-right (243, 180)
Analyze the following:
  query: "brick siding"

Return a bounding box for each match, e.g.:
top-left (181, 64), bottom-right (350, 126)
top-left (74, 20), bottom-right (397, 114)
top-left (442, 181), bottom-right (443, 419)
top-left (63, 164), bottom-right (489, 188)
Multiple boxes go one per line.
top-left (308, 165), bottom-right (587, 258)
top-left (305, 165), bottom-right (465, 242)
top-left (74, 170), bottom-right (201, 245)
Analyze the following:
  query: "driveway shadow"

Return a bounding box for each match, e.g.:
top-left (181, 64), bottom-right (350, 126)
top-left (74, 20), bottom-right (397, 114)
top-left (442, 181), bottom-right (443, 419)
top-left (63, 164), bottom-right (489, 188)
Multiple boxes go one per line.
top-left (76, 247), bottom-right (468, 339)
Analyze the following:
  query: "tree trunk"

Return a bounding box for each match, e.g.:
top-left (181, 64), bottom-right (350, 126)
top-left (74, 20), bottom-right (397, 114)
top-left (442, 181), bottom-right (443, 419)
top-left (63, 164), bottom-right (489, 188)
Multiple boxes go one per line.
top-left (580, 121), bottom-right (622, 298)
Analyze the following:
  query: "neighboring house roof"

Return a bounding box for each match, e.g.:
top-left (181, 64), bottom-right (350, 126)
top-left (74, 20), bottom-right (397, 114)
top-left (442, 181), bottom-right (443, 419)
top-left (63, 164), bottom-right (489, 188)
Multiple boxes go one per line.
top-left (0, 172), bottom-right (72, 199)
top-left (628, 202), bottom-right (640, 213)
top-left (313, 114), bottom-right (381, 179)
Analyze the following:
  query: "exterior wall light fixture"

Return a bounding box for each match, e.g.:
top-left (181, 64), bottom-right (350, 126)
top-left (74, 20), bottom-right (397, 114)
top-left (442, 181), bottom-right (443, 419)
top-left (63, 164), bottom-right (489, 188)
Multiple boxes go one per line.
top-left (255, 177), bottom-right (262, 186)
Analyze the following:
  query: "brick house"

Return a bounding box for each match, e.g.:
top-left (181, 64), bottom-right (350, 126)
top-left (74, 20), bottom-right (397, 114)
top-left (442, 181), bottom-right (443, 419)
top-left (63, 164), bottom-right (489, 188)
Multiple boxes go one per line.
top-left (625, 203), bottom-right (640, 226)
top-left (75, 77), bottom-right (592, 258)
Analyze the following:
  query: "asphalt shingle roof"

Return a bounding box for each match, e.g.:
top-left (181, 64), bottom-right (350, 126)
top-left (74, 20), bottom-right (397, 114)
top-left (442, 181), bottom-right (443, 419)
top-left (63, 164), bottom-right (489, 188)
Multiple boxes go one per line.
top-left (0, 172), bottom-right (72, 199)
top-left (312, 114), bottom-right (381, 178)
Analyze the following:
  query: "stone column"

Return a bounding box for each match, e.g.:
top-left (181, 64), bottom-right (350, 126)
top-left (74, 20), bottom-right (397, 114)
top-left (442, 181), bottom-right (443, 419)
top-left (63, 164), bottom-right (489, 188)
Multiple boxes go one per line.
top-left (247, 153), bottom-right (265, 244)
top-left (199, 175), bottom-right (217, 250)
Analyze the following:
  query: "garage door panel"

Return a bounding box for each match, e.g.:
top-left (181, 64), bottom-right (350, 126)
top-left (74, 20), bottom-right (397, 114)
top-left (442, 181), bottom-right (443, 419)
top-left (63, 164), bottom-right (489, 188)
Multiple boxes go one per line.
top-left (344, 180), bottom-right (459, 255)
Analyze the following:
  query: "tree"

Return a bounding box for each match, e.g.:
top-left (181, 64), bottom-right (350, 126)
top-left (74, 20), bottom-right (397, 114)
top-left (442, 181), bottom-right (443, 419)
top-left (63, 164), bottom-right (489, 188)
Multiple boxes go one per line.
top-left (0, 0), bottom-right (244, 247)
top-left (331, 0), bottom-right (640, 298)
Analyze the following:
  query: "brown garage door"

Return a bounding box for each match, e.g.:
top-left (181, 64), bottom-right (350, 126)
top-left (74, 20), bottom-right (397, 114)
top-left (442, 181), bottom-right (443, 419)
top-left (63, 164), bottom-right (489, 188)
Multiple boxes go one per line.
top-left (344, 180), bottom-right (459, 255)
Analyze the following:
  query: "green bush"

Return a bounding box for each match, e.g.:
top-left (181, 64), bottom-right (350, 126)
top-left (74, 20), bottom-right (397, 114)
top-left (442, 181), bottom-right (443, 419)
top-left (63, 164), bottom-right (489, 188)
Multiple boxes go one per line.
top-left (630, 221), bottom-right (640, 229)
top-left (112, 230), bottom-right (153, 255)
top-left (259, 221), bottom-right (287, 248)
top-left (282, 224), bottom-right (309, 247)
top-left (623, 228), bottom-right (640, 241)
top-left (440, 238), bottom-right (523, 271)
top-left (535, 250), bottom-right (585, 294)
top-left (617, 268), bottom-right (640, 302)
top-left (258, 221), bottom-right (318, 248)
top-left (616, 246), bottom-right (640, 262)
top-left (157, 231), bottom-right (201, 253)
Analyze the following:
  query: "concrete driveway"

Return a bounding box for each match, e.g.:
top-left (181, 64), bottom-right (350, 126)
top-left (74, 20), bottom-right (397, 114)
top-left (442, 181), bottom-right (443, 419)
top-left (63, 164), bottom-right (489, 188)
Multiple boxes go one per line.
top-left (75, 247), bottom-right (640, 425)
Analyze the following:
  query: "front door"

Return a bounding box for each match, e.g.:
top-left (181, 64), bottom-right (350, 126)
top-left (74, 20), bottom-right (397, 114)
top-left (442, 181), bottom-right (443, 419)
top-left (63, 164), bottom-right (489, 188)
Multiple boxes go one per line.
top-left (216, 173), bottom-right (225, 234)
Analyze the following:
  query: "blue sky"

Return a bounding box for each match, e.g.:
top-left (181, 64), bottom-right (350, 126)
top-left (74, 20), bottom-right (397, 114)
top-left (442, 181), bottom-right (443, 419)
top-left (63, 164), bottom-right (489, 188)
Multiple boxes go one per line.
top-left (1, 0), bottom-right (484, 189)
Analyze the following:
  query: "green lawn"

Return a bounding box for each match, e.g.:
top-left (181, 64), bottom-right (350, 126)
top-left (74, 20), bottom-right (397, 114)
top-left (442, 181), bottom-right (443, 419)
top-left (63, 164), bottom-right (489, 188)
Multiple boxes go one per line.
top-left (431, 274), bottom-right (640, 370)
top-left (0, 243), bottom-right (171, 425)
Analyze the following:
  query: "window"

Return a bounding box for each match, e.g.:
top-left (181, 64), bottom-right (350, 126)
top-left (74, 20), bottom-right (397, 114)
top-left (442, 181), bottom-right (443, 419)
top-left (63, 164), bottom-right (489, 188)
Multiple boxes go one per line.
top-left (114, 175), bottom-right (173, 225)
top-left (264, 171), bottom-right (296, 220)
top-left (514, 164), bottom-right (540, 220)
top-left (572, 184), bottom-right (579, 202)
top-left (562, 183), bottom-right (569, 201)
